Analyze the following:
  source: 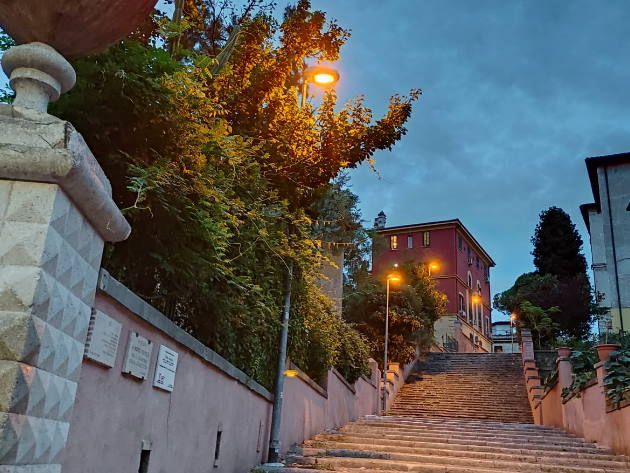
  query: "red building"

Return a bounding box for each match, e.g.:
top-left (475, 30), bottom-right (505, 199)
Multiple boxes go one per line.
top-left (372, 212), bottom-right (495, 352)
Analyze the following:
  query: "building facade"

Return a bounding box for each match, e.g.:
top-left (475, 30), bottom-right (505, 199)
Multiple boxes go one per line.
top-left (491, 321), bottom-right (520, 353)
top-left (372, 214), bottom-right (495, 352)
top-left (581, 152), bottom-right (630, 334)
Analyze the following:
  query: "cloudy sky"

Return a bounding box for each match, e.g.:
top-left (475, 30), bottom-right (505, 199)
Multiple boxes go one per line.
top-left (310, 0), bottom-right (630, 318)
top-left (2, 1), bottom-right (629, 320)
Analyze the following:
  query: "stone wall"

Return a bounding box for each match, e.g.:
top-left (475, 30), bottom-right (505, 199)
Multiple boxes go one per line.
top-left (61, 270), bottom-right (381, 473)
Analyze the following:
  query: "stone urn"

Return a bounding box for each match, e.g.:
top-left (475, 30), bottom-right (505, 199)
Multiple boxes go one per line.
top-left (0, 0), bottom-right (157, 58)
top-left (595, 344), bottom-right (621, 363)
top-left (557, 347), bottom-right (572, 358)
top-left (0, 0), bottom-right (158, 112)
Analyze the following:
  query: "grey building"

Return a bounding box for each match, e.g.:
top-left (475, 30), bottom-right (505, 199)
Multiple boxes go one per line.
top-left (581, 152), bottom-right (630, 334)
top-left (491, 321), bottom-right (519, 353)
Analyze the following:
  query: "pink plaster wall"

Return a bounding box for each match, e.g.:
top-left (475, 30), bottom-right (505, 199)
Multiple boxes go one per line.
top-left (63, 286), bottom-right (383, 472)
top-left (280, 368), bottom-right (379, 449)
top-left (538, 383), bottom-right (564, 428)
top-left (63, 293), bottom-right (272, 473)
top-left (536, 369), bottom-right (630, 456)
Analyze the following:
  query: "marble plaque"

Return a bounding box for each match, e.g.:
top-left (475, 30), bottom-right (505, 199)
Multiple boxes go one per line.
top-left (122, 331), bottom-right (153, 379)
top-left (153, 345), bottom-right (179, 392)
top-left (84, 310), bottom-right (122, 368)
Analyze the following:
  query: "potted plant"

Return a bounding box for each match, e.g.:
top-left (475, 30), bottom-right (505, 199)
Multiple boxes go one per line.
top-left (557, 347), bottom-right (571, 358)
top-left (595, 343), bottom-right (621, 363)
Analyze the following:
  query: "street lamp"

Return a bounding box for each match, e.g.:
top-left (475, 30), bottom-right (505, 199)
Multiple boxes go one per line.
top-left (428, 262), bottom-right (439, 277)
top-left (301, 64), bottom-right (340, 107)
top-left (510, 313), bottom-right (517, 353)
top-left (383, 270), bottom-right (401, 412)
top-left (266, 64), bottom-right (340, 465)
top-left (471, 294), bottom-right (482, 350)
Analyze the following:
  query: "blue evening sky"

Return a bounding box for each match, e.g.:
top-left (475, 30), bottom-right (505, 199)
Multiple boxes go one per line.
top-left (3, 1), bottom-right (629, 321)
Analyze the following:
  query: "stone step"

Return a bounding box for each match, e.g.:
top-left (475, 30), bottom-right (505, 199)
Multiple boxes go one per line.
top-left (287, 452), bottom-right (630, 473)
top-left (300, 440), bottom-right (630, 468)
top-left (316, 431), bottom-right (612, 455)
top-left (351, 420), bottom-right (578, 439)
top-left (315, 432), bottom-right (613, 457)
top-left (359, 416), bottom-right (559, 432)
top-left (294, 445), bottom-right (630, 472)
top-left (337, 428), bottom-right (599, 449)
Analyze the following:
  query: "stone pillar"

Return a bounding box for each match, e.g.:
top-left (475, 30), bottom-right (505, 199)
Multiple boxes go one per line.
top-left (0, 43), bottom-right (130, 472)
top-left (557, 347), bottom-right (573, 390)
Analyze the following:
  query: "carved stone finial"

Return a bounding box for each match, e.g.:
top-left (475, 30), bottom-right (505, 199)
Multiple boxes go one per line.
top-left (2, 42), bottom-right (76, 112)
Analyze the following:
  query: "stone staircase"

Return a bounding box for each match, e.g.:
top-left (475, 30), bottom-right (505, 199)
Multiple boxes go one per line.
top-left (280, 353), bottom-right (630, 472)
top-left (286, 416), bottom-right (630, 473)
top-left (388, 353), bottom-right (533, 422)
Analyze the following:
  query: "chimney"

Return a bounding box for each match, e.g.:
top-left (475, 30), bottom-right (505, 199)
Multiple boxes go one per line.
top-left (374, 211), bottom-right (387, 229)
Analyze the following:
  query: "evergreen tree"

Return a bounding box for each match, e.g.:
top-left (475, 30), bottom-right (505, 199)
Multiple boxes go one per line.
top-left (531, 207), bottom-right (588, 277)
top-left (501, 207), bottom-right (596, 339)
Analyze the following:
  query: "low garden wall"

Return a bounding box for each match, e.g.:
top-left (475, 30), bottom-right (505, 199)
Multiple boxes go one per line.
top-left (520, 330), bottom-right (630, 456)
top-left (61, 270), bottom-right (385, 473)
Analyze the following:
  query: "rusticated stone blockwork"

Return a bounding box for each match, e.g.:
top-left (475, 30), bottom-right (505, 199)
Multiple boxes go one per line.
top-left (0, 181), bottom-right (103, 469)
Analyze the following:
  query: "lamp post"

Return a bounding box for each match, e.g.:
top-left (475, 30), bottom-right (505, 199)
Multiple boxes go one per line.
top-left (383, 270), bottom-right (401, 412)
top-left (510, 313), bottom-right (517, 353)
top-left (471, 294), bottom-right (482, 350)
top-left (266, 64), bottom-right (339, 465)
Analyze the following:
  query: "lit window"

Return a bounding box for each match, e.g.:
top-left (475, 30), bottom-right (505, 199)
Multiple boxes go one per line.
top-left (390, 235), bottom-right (398, 250)
top-left (423, 231), bottom-right (430, 247)
top-left (407, 235), bottom-right (413, 248)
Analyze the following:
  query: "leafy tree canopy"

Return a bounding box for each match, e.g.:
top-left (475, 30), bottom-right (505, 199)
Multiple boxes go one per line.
top-left (344, 261), bottom-right (448, 367)
top-left (0, 1), bottom-right (420, 387)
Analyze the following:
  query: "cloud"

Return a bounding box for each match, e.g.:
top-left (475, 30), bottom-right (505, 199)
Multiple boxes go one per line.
top-left (315, 0), bottom-right (630, 313)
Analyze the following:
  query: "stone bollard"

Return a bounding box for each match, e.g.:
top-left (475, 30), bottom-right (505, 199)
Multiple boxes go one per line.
top-left (0, 44), bottom-right (130, 472)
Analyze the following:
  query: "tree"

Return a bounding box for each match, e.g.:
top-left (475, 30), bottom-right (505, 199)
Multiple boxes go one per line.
top-left (519, 301), bottom-right (560, 349)
top-left (495, 207), bottom-right (596, 340)
top-left (344, 261), bottom-right (447, 367)
top-left (532, 207), bottom-right (588, 277)
top-left (0, 2), bottom-right (420, 387)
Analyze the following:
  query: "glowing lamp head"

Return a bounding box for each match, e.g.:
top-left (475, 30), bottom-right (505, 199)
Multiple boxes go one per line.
top-left (510, 313), bottom-right (517, 320)
top-left (304, 65), bottom-right (340, 87)
top-left (471, 295), bottom-right (482, 304)
top-left (313, 73), bottom-right (335, 85)
top-left (430, 262), bottom-right (439, 270)
top-left (284, 369), bottom-right (299, 378)
top-left (387, 272), bottom-right (401, 283)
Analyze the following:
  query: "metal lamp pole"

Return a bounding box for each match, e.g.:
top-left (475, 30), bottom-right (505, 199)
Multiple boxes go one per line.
top-left (383, 277), bottom-right (391, 412)
top-left (266, 65), bottom-right (339, 464)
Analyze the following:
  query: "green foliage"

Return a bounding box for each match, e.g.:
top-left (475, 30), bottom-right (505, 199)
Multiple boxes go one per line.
top-left (561, 348), bottom-right (598, 401)
top-left (532, 207), bottom-right (588, 277)
top-left (344, 261), bottom-right (447, 368)
top-left (519, 301), bottom-right (560, 349)
top-left (39, 1), bottom-right (417, 388)
top-left (603, 335), bottom-right (630, 406)
top-left (495, 206), bottom-right (597, 340)
top-left (0, 31), bottom-right (15, 103)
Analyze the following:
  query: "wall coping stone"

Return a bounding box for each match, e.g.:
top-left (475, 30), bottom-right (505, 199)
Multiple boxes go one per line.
top-left (360, 374), bottom-right (378, 390)
top-left (288, 361), bottom-right (327, 399)
top-left (0, 106), bottom-right (130, 241)
top-left (331, 367), bottom-right (356, 395)
top-left (97, 269), bottom-right (273, 401)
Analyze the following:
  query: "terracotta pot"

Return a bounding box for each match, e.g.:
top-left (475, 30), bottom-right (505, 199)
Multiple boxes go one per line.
top-left (557, 347), bottom-right (571, 358)
top-left (595, 344), bottom-right (621, 363)
top-left (0, 0), bottom-right (157, 58)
